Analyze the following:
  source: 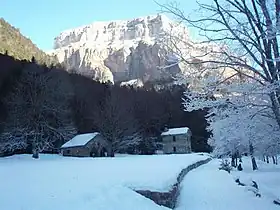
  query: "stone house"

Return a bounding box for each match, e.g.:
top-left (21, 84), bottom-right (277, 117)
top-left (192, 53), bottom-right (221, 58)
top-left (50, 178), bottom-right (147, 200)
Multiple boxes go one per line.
top-left (161, 127), bottom-right (192, 154)
top-left (61, 133), bottom-right (110, 157)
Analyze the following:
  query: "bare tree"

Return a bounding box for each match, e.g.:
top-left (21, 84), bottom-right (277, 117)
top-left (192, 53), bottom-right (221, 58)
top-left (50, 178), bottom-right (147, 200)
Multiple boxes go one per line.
top-left (93, 86), bottom-right (139, 157)
top-left (0, 129), bottom-right (28, 154)
top-left (0, 64), bottom-right (76, 158)
top-left (158, 0), bottom-right (280, 126)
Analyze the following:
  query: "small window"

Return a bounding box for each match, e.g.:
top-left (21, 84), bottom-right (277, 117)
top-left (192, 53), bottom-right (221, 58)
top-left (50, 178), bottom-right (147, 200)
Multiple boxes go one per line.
top-left (173, 146), bottom-right (176, 153)
top-left (66, 149), bottom-right (70, 154)
top-left (173, 136), bottom-right (176, 142)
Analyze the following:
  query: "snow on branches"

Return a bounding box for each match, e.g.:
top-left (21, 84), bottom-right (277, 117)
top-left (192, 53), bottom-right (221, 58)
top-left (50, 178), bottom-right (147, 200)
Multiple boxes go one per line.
top-left (157, 0), bottom-right (280, 168)
top-left (183, 78), bottom-right (280, 160)
top-left (0, 64), bottom-right (77, 157)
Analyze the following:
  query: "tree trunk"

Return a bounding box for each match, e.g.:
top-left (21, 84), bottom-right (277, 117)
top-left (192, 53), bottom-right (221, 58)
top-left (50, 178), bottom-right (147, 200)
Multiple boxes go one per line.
top-left (249, 143), bottom-right (258, 170)
top-left (276, 157), bottom-right (278, 165)
top-left (32, 141), bottom-right (39, 159)
top-left (32, 150), bottom-right (39, 159)
top-left (110, 152), bottom-right (115, 157)
top-left (107, 143), bottom-right (115, 157)
top-left (231, 157), bottom-right (236, 167)
top-left (270, 93), bottom-right (280, 129)
top-left (266, 156), bottom-right (269, 164)
top-left (263, 155), bottom-right (266, 162)
top-left (251, 156), bottom-right (258, 170)
top-left (272, 156), bottom-right (276, 164)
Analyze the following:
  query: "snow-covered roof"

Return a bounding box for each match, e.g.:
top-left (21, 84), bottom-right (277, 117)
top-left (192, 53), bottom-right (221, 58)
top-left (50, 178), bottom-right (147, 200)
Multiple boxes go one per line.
top-left (161, 127), bottom-right (189, 136)
top-left (120, 79), bottom-right (143, 87)
top-left (61, 133), bottom-right (99, 148)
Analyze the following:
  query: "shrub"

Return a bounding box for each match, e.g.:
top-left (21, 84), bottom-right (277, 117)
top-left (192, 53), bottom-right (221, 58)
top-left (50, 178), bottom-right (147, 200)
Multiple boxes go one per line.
top-left (219, 159), bottom-right (232, 173)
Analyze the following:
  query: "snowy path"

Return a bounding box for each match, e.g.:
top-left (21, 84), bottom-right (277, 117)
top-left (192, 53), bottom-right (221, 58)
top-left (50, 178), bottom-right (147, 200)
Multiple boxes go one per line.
top-left (176, 160), bottom-right (279, 210)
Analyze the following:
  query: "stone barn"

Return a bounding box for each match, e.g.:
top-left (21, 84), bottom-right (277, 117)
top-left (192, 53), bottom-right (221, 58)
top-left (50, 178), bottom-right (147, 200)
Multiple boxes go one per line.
top-left (161, 127), bottom-right (192, 154)
top-left (61, 133), bottom-right (110, 157)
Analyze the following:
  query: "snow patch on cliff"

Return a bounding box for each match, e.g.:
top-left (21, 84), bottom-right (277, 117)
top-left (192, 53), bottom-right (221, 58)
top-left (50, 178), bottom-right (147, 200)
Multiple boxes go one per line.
top-left (53, 14), bottom-right (176, 49)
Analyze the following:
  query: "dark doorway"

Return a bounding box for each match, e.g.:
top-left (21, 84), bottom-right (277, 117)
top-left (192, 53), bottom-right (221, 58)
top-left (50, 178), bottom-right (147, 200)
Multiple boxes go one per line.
top-left (100, 147), bottom-right (108, 157)
top-left (90, 147), bottom-right (98, 157)
top-left (173, 146), bottom-right (176, 153)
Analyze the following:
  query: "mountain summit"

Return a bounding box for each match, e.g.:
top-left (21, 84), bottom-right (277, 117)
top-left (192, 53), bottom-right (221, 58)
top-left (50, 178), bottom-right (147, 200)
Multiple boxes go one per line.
top-left (53, 14), bottom-right (174, 49)
top-left (49, 14), bottom-right (189, 83)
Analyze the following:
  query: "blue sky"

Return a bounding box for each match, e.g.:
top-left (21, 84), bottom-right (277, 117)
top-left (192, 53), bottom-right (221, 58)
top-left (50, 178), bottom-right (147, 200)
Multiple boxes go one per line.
top-left (1, 0), bottom-right (195, 51)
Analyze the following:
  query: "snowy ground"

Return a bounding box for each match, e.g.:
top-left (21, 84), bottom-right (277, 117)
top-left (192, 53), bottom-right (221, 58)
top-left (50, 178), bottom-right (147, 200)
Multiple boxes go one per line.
top-left (176, 159), bottom-right (280, 210)
top-left (0, 153), bottom-right (208, 210)
top-left (232, 157), bottom-right (280, 204)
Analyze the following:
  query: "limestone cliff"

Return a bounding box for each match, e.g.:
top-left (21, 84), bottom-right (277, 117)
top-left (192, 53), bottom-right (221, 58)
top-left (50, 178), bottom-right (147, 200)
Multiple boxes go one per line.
top-left (49, 14), bottom-right (186, 83)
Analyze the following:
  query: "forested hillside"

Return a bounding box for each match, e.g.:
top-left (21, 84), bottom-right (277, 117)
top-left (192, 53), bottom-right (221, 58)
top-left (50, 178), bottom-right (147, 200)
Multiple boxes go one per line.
top-left (0, 18), bottom-right (57, 65)
top-left (0, 53), bottom-right (210, 157)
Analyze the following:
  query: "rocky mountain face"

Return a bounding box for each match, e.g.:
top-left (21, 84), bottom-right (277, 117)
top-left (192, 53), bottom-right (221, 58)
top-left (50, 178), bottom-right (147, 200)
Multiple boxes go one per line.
top-left (49, 15), bottom-right (187, 83)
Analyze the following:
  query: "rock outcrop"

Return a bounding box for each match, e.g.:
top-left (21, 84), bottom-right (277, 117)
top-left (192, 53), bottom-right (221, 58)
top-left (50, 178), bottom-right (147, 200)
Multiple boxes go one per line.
top-left (49, 14), bottom-right (186, 83)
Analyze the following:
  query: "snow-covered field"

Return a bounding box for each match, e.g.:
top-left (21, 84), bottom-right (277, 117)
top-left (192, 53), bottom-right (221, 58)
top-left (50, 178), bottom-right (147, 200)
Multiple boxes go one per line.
top-left (232, 157), bottom-right (280, 204)
top-left (0, 153), bottom-right (207, 210)
top-left (176, 159), bottom-right (280, 210)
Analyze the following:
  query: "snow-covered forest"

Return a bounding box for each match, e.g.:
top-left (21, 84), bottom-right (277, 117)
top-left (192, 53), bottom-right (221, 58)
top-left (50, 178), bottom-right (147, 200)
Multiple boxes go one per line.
top-left (158, 0), bottom-right (280, 170)
top-left (1, 0), bottom-right (280, 209)
top-left (0, 54), bottom-right (211, 158)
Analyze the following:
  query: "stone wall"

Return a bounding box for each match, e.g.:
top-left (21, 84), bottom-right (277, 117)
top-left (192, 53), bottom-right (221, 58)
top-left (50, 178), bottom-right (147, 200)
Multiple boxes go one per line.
top-left (162, 134), bottom-right (191, 154)
top-left (62, 146), bottom-right (90, 157)
top-left (135, 157), bottom-right (212, 209)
